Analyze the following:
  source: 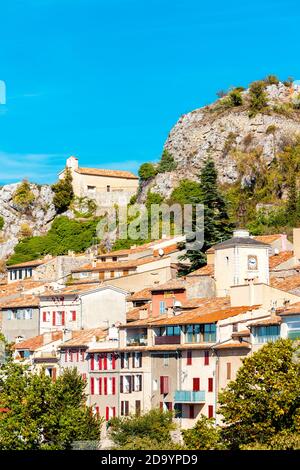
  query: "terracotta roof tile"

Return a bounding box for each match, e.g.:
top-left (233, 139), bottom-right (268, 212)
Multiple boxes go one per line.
top-left (253, 234), bottom-right (283, 244)
top-left (231, 329), bottom-right (250, 337)
top-left (75, 167), bottom-right (138, 179)
top-left (187, 265), bottom-right (214, 277)
top-left (14, 331), bottom-right (63, 351)
top-left (0, 280), bottom-right (46, 301)
top-left (213, 341), bottom-right (251, 350)
top-left (270, 274), bottom-right (300, 292)
top-left (269, 251), bottom-right (294, 269)
top-left (150, 279), bottom-right (186, 292)
top-left (60, 328), bottom-right (106, 348)
top-left (127, 288), bottom-right (152, 302)
top-left (180, 298), bottom-right (210, 309)
top-left (1, 295), bottom-right (40, 309)
top-left (71, 257), bottom-right (157, 273)
top-left (276, 301), bottom-right (300, 316)
top-left (6, 259), bottom-right (47, 269)
top-left (248, 316), bottom-right (281, 326)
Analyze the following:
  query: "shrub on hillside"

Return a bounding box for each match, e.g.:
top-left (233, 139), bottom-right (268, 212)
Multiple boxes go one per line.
top-left (157, 150), bottom-right (177, 173)
top-left (12, 180), bottom-right (35, 210)
top-left (248, 80), bottom-right (268, 116)
top-left (0, 216), bottom-right (4, 231)
top-left (51, 168), bottom-right (74, 213)
top-left (138, 162), bottom-right (156, 180)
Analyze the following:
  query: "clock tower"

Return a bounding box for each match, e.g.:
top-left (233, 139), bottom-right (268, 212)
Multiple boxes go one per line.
top-left (213, 230), bottom-right (270, 297)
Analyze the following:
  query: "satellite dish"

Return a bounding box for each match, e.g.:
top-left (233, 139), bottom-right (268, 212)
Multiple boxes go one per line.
top-left (158, 248), bottom-right (164, 257)
top-left (174, 300), bottom-right (182, 308)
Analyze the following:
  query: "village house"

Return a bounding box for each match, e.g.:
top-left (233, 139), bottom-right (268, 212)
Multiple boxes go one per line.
top-left (59, 156), bottom-right (139, 209)
top-left (1, 294), bottom-right (40, 342)
top-left (39, 283), bottom-right (128, 334)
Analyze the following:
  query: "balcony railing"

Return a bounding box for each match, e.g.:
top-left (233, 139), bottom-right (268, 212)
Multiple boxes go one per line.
top-left (155, 335), bottom-right (181, 345)
top-left (126, 337), bottom-right (148, 347)
top-left (174, 390), bottom-right (206, 403)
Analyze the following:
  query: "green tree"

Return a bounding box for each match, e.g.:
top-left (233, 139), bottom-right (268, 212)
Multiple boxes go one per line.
top-left (182, 416), bottom-right (225, 450)
top-left (228, 89), bottom-right (243, 106)
top-left (138, 162), bottom-right (156, 180)
top-left (0, 216), bottom-right (4, 231)
top-left (169, 179), bottom-right (202, 205)
top-left (248, 80), bottom-right (268, 116)
top-left (108, 409), bottom-right (178, 450)
top-left (157, 150), bottom-right (177, 173)
top-left (183, 157), bottom-right (234, 272)
top-left (51, 168), bottom-right (74, 213)
top-left (0, 364), bottom-right (102, 449)
top-left (218, 339), bottom-right (300, 450)
top-left (13, 180), bottom-right (35, 210)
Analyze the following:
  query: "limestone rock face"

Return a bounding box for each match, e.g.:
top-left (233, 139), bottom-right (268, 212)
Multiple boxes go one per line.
top-left (0, 183), bottom-right (56, 258)
top-left (139, 82), bottom-right (300, 201)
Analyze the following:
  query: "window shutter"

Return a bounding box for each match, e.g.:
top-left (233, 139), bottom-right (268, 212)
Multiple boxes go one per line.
top-left (90, 377), bottom-right (95, 395)
top-left (95, 406), bottom-right (100, 415)
top-left (120, 376), bottom-right (123, 393)
top-left (226, 362), bottom-right (231, 380)
top-left (65, 350), bottom-right (68, 362)
top-left (138, 352), bottom-right (142, 368)
top-left (112, 354), bottom-right (116, 370)
top-left (121, 353), bottom-right (124, 369)
top-left (112, 377), bottom-right (116, 395)
top-left (125, 401), bottom-right (129, 416)
top-left (52, 311), bottom-right (56, 326)
top-left (99, 377), bottom-right (102, 395)
top-left (98, 355), bottom-right (102, 370)
top-left (189, 404), bottom-right (194, 419)
top-left (193, 378), bottom-right (200, 392)
top-left (103, 354), bottom-right (107, 370)
top-left (187, 350), bottom-right (192, 365)
top-left (132, 353), bottom-right (135, 368)
top-left (42, 311), bottom-right (46, 322)
top-left (113, 407), bottom-right (116, 418)
top-left (139, 375), bottom-right (142, 391)
top-left (90, 354), bottom-right (95, 371)
top-left (208, 377), bottom-right (213, 392)
top-left (105, 407), bottom-right (109, 421)
top-left (104, 377), bottom-right (107, 395)
top-left (76, 351), bottom-right (79, 362)
top-left (204, 350), bottom-right (209, 366)
top-left (62, 311), bottom-right (65, 326)
top-left (82, 373), bottom-right (87, 381)
top-left (72, 310), bottom-right (76, 321)
top-left (70, 351), bottom-right (73, 362)
top-left (131, 375), bottom-right (134, 392)
top-left (208, 405), bottom-right (214, 419)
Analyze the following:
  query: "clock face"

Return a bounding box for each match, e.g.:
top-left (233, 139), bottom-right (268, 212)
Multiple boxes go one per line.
top-left (248, 256), bottom-right (258, 270)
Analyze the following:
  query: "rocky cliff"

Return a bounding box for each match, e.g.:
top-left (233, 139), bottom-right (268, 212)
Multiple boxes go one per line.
top-left (0, 183), bottom-right (56, 258)
top-left (139, 81), bottom-right (300, 200)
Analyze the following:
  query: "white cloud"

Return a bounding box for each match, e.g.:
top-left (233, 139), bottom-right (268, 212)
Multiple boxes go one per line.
top-left (0, 152), bottom-right (66, 185)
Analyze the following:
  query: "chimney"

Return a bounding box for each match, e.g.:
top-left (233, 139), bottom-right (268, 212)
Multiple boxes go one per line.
top-left (92, 259), bottom-right (97, 268)
top-left (293, 228), bottom-right (300, 261)
top-left (281, 233), bottom-right (287, 252)
top-left (62, 328), bottom-right (72, 343)
top-left (66, 155), bottom-right (79, 170)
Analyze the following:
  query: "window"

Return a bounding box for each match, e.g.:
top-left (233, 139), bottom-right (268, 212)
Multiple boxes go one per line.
top-left (204, 350), bottom-right (209, 366)
top-left (121, 375), bottom-right (132, 394)
top-left (226, 362), bottom-right (232, 380)
top-left (203, 324), bottom-right (216, 342)
top-left (90, 377), bottom-right (95, 395)
top-left (107, 377), bottom-right (116, 395)
top-left (159, 301), bottom-right (166, 314)
top-left (253, 325), bottom-right (280, 343)
top-left (186, 324), bottom-right (201, 343)
top-left (42, 311), bottom-right (51, 322)
top-left (208, 405), bottom-right (214, 419)
top-left (121, 401), bottom-right (129, 416)
top-left (7, 310), bottom-right (12, 320)
top-left (87, 185), bottom-right (96, 192)
top-left (208, 378), bottom-right (213, 392)
top-left (159, 326), bottom-right (181, 336)
top-left (174, 403), bottom-right (182, 418)
top-left (135, 400), bottom-right (141, 416)
top-left (69, 310), bottom-right (76, 322)
top-left (193, 378), bottom-right (200, 391)
top-left (80, 349), bottom-right (85, 361)
top-left (160, 376), bottom-right (169, 394)
top-left (105, 406), bottom-right (116, 420)
top-left (287, 321), bottom-right (300, 341)
top-left (82, 373), bottom-right (87, 382)
top-left (123, 270), bottom-right (129, 276)
top-left (121, 352), bottom-right (130, 369)
top-left (133, 352), bottom-right (142, 368)
top-left (189, 404), bottom-right (194, 419)
top-left (112, 257), bottom-right (117, 262)
top-left (187, 350), bottom-right (192, 365)
top-left (134, 375), bottom-right (142, 392)
top-left (107, 185), bottom-right (110, 192)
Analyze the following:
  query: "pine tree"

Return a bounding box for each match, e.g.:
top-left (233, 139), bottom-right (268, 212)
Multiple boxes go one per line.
top-left (52, 168), bottom-right (74, 213)
top-left (182, 157), bottom-right (234, 273)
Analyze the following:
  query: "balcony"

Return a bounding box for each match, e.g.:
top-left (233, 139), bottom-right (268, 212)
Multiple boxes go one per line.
top-left (174, 390), bottom-right (205, 403)
top-left (155, 335), bottom-right (181, 345)
top-left (126, 336), bottom-right (148, 347)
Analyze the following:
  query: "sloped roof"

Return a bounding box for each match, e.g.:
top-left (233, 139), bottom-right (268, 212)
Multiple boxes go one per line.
top-left (269, 251), bottom-right (294, 269)
top-left (214, 236), bottom-right (269, 250)
top-left (277, 302), bottom-right (300, 316)
top-left (150, 279), bottom-right (186, 292)
top-left (127, 288), bottom-right (152, 302)
top-left (248, 316), bottom-right (281, 326)
top-left (6, 259), bottom-right (48, 269)
top-left (60, 328), bottom-right (106, 348)
top-left (1, 295), bottom-right (40, 309)
top-left (0, 280), bottom-right (46, 301)
top-left (270, 274), bottom-right (300, 292)
top-left (75, 167), bottom-right (138, 179)
top-left (187, 265), bottom-right (214, 277)
top-left (14, 331), bottom-right (63, 351)
top-left (71, 257), bottom-right (157, 273)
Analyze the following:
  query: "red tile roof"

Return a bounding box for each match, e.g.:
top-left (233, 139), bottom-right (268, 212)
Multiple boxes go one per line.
top-left (127, 288), bottom-right (152, 302)
top-left (270, 274), bottom-right (300, 292)
top-left (269, 251), bottom-right (294, 269)
top-left (60, 328), bottom-right (106, 348)
top-left (187, 265), bottom-right (214, 277)
top-left (14, 331), bottom-right (63, 351)
top-left (150, 279), bottom-right (186, 292)
top-left (71, 257), bottom-right (157, 273)
top-left (276, 302), bottom-right (300, 316)
top-left (1, 295), bottom-right (40, 309)
top-left (6, 259), bottom-right (47, 269)
top-left (248, 316), bottom-right (281, 326)
top-left (75, 167), bottom-right (138, 179)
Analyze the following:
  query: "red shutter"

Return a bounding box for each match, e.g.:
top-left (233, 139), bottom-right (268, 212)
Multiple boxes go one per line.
top-left (62, 311), bottom-right (65, 326)
top-left (120, 376), bottom-right (123, 393)
top-left (112, 354), bottom-right (116, 370)
top-left (99, 377), bottom-right (102, 395)
top-left (103, 355), bottom-right (107, 370)
top-left (81, 349), bottom-right (85, 361)
top-left (105, 407), bottom-right (109, 421)
top-left (95, 406), bottom-right (100, 415)
top-left (187, 350), bottom-right (192, 365)
top-left (189, 404), bottom-right (194, 419)
top-left (70, 351), bottom-right (73, 362)
top-left (120, 353), bottom-right (124, 369)
top-left (72, 310), bottom-right (76, 321)
top-left (208, 405), bottom-right (214, 418)
top-left (65, 349), bottom-right (68, 362)
top-left (104, 377), bottom-right (107, 395)
top-left (91, 354), bottom-right (95, 371)
top-left (90, 377), bottom-right (95, 395)
top-left (52, 311), bottom-right (56, 326)
top-left (76, 351), bottom-right (79, 362)
top-left (82, 373), bottom-right (86, 381)
top-left (193, 378), bottom-right (200, 391)
top-left (160, 376), bottom-right (169, 394)
top-left (42, 311), bottom-right (46, 322)
top-left (208, 378), bottom-right (213, 392)
top-left (112, 377), bottom-right (116, 395)
top-left (204, 350), bottom-right (209, 366)
top-left (113, 407), bottom-right (116, 418)
top-left (98, 355), bottom-right (102, 370)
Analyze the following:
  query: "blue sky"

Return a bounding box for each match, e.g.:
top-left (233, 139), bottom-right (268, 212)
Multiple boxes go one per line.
top-left (0, 0), bottom-right (300, 184)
